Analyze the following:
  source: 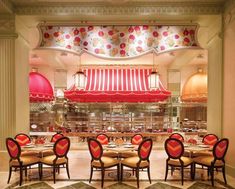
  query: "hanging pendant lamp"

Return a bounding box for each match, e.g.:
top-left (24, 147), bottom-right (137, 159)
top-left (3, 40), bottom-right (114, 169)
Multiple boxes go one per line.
top-left (148, 52), bottom-right (159, 90)
top-left (74, 55), bottom-right (86, 90)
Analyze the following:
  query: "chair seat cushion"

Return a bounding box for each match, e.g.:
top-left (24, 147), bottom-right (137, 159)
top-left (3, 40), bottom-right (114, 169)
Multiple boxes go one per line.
top-left (120, 151), bottom-right (138, 158)
top-left (121, 156), bottom-right (149, 168)
top-left (21, 151), bottom-right (40, 157)
top-left (192, 151), bottom-right (213, 157)
top-left (193, 156), bottom-right (224, 167)
top-left (168, 157), bottom-right (193, 167)
top-left (91, 157), bottom-right (119, 168)
top-left (41, 155), bottom-right (67, 165)
top-left (10, 156), bottom-right (40, 167)
top-left (40, 149), bottom-right (54, 157)
top-left (103, 150), bottom-right (119, 158)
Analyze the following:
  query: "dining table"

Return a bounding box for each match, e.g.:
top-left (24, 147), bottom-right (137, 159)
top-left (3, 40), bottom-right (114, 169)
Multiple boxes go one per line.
top-left (184, 143), bottom-right (212, 158)
top-left (103, 143), bottom-right (138, 179)
top-left (21, 143), bottom-right (54, 179)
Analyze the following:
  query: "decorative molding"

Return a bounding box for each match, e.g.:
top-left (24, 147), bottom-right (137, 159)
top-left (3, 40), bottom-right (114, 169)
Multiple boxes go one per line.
top-left (223, 0), bottom-right (235, 29)
top-left (0, 15), bottom-right (15, 34)
top-left (15, 4), bottom-right (222, 16)
top-left (0, 0), bottom-right (14, 14)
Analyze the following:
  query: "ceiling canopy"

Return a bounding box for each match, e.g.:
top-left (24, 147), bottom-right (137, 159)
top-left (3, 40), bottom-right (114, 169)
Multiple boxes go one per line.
top-left (37, 24), bottom-right (199, 59)
top-left (64, 68), bottom-right (171, 102)
top-left (29, 72), bottom-right (54, 102)
top-left (181, 69), bottom-right (207, 102)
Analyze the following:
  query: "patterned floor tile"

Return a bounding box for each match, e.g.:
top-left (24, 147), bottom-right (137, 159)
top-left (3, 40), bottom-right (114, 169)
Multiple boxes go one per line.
top-left (145, 182), bottom-right (182, 189)
top-left (58, 182), bottom-right (96, 189)
top-left (104, 183), bottom-right (137, 189)
top-left (188, 182), bottom-right (225, 189)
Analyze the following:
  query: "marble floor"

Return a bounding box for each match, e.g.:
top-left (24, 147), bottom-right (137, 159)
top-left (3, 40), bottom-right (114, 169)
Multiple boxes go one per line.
top-left (1, 146), bottom-right (235, 189)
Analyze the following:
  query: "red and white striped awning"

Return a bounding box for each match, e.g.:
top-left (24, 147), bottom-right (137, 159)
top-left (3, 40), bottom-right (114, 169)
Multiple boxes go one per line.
top-left (64, 68), bottom-right (171, 102)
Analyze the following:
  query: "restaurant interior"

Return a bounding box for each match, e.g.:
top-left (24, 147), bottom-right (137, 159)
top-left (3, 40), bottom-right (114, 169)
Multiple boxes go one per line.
top-left (0, 0), bottom-right (235, 189)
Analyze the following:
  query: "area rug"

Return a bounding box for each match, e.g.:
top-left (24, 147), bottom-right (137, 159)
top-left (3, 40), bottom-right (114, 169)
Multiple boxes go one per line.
top-left (145, 182), bottom-right (181, 189)
top-left (58, 182), bottom-right (96, 189)
top-left (12, 182), bottom-right (53, 189)
top-left (104, 183), bottom-right (137, 189)
top-left (188, 182), bottom-right (226, 189)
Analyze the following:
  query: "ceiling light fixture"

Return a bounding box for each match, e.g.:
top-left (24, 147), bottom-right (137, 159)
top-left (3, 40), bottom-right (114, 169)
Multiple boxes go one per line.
top-left (74, 56), bottom-right (86, 90)
top-left (148, 52), bottom-right (159, 90)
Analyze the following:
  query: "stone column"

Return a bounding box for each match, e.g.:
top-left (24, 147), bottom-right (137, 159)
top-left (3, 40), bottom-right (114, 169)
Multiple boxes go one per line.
top-left (0, 15), bottom-right (17, 151)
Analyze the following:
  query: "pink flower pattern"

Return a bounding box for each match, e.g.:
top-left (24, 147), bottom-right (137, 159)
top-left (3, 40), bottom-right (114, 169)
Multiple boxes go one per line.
top-left (39, 25), bottom-right (198, 58)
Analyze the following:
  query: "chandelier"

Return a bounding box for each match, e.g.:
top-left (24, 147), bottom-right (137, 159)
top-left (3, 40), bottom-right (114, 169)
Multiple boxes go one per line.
top-left (74, 55), bottom-right (86, 90)
top-left (148, 52), bottom-right (159, 90)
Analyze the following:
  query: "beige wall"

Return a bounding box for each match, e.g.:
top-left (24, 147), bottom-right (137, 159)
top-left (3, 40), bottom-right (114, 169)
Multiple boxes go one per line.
top-left (223, 11), bottom-right (235, 177)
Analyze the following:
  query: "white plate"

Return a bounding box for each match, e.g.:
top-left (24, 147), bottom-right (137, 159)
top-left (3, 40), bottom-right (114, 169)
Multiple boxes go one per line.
top-left (23, 145), bottom-right (35, 148)
top-left (124, 145), bottom-right (134, 148)
top-left (198, 144), bottom-right (210, 148)
top-left (107, 145), bottom-right (116, 148)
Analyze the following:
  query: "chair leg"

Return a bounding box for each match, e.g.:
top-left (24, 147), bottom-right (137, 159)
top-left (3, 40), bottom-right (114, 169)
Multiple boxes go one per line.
top-left (121, 165), bottom-right (123, 181)
top-left (89, 166), bottom-right (93, 183)
top-left (117, 164), bottom-right (120, 181)
top-left (53, 165), bottom-right (56, 184)
top-left (222, 166), bottom-right (227, 185)
top-left (190, 164), bottom-right (194, 180)
top-left (164, 162), bottom-right (168, 181)
top-left (101, 168), bottom-right (105, 188)
top-left (7, 167), bottom-right (12, 184)
top-left (207, 167), bottom-right (210, 177)
top-left (136, 167), bottom-right (140, 188)
top-left (147, 166), bottom-right (151, 184)
top-left (25, 167), bottom-right (27, 177)
top-left (38, 164), bottom-right (42, 180)
top-left (210, 166), bottom-right (214, 186)
top-left (66, 163), bottom-right (70, 179)
top-left (171, 166), bottom-right (174, 176)
top-left (40, 164), bottom-right (43, 179)
top-left (181, 166), bottom-right (184, 185)
top-left (19, 166), bottom-right (23, 186)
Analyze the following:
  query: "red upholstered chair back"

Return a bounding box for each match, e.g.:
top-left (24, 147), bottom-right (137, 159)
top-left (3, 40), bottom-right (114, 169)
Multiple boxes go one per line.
top-left (51, 133), bottom-right (64, 143)
top-left (187, 138), bottom-right (197, 145)
top-left (138, 138), bottom-right (152, 160)
top-left (54, 137), bottom-right (70, 157)
top-left (88, 138), bottom-right (103, 160)
top-left (213, 138), bottom-right (229, 160)
top-left (169, 133), bottom-right (184, 142)
top-left (15, 133), bottom-right (31, 146)
top-left (165, 138), bottom-right (184, 159)
top-left (131, 134), bottom-right (143, 145)
top-left (203, 134), bottom-right (219, 145)
top-left (96, 134), bottom-right (109, 145)
top-left (6, 138), bottom-right (21, 159)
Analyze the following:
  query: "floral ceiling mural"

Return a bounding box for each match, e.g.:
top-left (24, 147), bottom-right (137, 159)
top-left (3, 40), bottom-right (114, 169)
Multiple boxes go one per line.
top-left (38, 25), bottom-right (199, 58)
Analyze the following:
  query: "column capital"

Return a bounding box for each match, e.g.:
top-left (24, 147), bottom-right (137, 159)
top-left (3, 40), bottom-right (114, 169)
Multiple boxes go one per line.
top-left (0, 14), bottom-right (17, 39)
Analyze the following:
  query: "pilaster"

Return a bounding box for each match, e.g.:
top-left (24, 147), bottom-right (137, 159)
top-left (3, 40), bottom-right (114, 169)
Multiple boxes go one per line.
top-left (0, 15), bottom-right (17, 150)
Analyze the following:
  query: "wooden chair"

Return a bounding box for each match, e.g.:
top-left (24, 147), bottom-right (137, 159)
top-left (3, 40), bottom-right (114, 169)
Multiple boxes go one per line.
top-left (169, 133), bottom-right (184, 142)
top-left (193, 138), bottom-right (229, 186)
top-left (164, 138), bottom-right (194, 185)
top-left (121, 138), bottom-right (152, 188)
top-left (51, 133), bottom-right (64, 143)
top-left (15, 133), bottom-right (39, 157)
top-left (202, 134), bottom-right (219, 145)
top-left (6, 138), bottom-right (40, 186)
top-left (40, 136), bottom-right (70, 183)
top-left (120, 134), bottom-right (143, 158)
top-left (41, 133), bottom-right (64, 157)
top-left (193, 134), bottom-right (219, 157)
top-left (88, 138), bottom-right (119, 188)
top-left (96, 133), bottom-right (118, 158)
